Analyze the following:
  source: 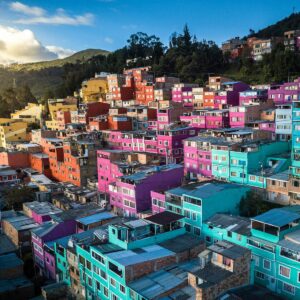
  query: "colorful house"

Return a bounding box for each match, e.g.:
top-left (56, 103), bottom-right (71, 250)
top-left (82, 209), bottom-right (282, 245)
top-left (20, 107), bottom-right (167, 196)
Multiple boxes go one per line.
top-left (163, 181), bottom-right (250, 237)
top-left (108, 164), bottom-right (184, 217)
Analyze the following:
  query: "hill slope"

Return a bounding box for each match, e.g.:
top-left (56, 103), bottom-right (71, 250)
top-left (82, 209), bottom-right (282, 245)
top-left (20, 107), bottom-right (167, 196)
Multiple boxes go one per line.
top-left (8, 48), bottom-right (110, 72)
top-left (249, 13), bottom-right (300, 38)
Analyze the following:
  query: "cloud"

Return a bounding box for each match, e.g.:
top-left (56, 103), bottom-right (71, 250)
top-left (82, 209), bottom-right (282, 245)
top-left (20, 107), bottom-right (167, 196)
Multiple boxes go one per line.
top-left (10, 1), bottom-right (45, 17)
top-left (10, 2), bottom-right (94, 26)
top-left (46, 45), bottom-right (75, 59)
top-left (104, 37), bottom-right (114, 44)
top-left (0, 25), bottom-right (74, 64)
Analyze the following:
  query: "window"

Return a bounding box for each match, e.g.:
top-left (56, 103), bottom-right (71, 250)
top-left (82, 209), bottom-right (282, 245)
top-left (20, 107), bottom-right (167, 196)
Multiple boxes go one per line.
top-left (87, 276), bottom-right (92, 287)
top-left (279, 265), bottom-right (290, 278)
top-left (263, 259), bottom-right (271, 270)
top-left (86, 260), bottom-right (91, 270)
top-left (112, 294), bottom-right (118, 300)
top-left (185, 224), bottom-right (191, 232)
top-left (194, 227), bottom-right (201, 236)
top-left (103, 287), bottom-right (108, 296)
top-left (227, 231), bottom-right (232, 238)
top-left (206, 236), bottom-right (211, 243)
top-left (255, 271), bottom-right (265, 279)
top-left (110, 278), bottom-right (116, 286)
top-left (92, 251), bottom-right (105, 265)
top-left (252, 254), bottom-right (259, 267)
top-left (100, 269), bottom-right (107, 280)
top-left (109, 262), bottom-right (123, 277)
top-left (282, 282), bottom-right (295, 295)
top-left (79, 255), bottom-right (85, 266)
top-left (120, 284), bottom-right (125, 293)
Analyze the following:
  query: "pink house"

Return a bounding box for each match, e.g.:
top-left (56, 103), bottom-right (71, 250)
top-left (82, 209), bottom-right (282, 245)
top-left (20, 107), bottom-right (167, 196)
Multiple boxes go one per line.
top-left (172, 83), bottom-right (198, 107)
top-left (108, 164), bottom-right (184, 217)
top-left (205, 109), bottom-right (230, 129)
top-left (23, 201), bottom-right (62, 224)
top-left (151, 190), bottom-right (166, 214)
top-left (97, 149), bottom-right (163, 193)
top-left (100, 124), bottom-right (198, 163)
top-left (259, 121), bottom-right (276, 132)
top-left (157, 124), bottom-right (199, 163)
top-left (183, 136), bottom-right (218, 179)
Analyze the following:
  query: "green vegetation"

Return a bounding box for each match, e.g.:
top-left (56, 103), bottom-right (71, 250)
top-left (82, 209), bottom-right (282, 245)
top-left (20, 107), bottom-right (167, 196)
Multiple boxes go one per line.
top-left (239, 190), bottom-right (282, 218)
top-left (6, 48), bottom-right (110, 71)
top-left (1, 13), bottom-right (300, 111)
top-left (248, 12), bottom-right (300, 38)
top-left (0, 85), bottom-right (37, 117)
top-left (2, 185), bottom-right (35, 210)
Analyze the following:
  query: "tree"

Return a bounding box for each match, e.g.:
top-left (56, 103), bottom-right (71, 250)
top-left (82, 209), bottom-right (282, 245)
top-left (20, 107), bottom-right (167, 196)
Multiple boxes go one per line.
top-left (0, 95), bottom-right (9, 117)
top-left (3, 185), bottom-right (35, 210)
top-left (16, 85), bottom-right (37, 107)
top-left (239, 190), bottom-right (282, 217)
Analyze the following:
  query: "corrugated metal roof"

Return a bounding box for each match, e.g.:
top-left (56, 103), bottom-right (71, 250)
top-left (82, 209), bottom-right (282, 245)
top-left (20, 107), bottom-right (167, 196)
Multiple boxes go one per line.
top-left (107, 245), bottom-right (175, 267)
top-left (76, 212), bottom-right (115, 225)
top-left (252, 208), bottom-right (300, 227)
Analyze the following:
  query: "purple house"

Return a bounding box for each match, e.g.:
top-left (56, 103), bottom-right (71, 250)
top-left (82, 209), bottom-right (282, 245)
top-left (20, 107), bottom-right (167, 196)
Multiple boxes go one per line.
top-left (156, 124), bottom-right (200, 163)
top-left (31, 204), bottom-right (104, 278)
top-left (239, 89), bottom-right (268, 106)
top-left (108, 164), bottom-right (184, 217)
top-left (31, 221), bottom-right (76, 278)
top-left (214, 81), bottom-right (249, 108)
top-left (268, 78), bottom-right (300, 104)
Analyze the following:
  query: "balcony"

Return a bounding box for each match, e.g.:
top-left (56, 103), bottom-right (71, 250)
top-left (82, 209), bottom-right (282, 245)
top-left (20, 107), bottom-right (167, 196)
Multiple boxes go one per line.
top-left (280, 248), bottom-right (300, 262)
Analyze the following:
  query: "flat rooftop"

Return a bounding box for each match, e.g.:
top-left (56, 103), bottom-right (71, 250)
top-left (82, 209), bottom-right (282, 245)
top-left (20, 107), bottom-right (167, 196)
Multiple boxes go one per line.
top-left (120, 164), bottom-right (182, 183)
top-left (23, 201), bottom-right (62, 216)
top-left (0, 234), bottom-right (18, 255)
top-left (76, 212), bottom-right (116, 225)
top-left (106, 245), bottom-right (175, 267)
top-left (252, 208), bottom-right (300, 228)
top-left (167, 181), bottom-right (247, 200)
top-left (0, 276), bottom-right (33, 293)
top-left (128, 260), bottom-right (199, 300)
top-left (0, 253), bottom-right (23, 270)
top-left (4, 215), bottom-right (39, 231)
top-left (208, 241), bottom-right (249, 260)
top-left (206, 213), bottom-right (251, 236)
top-left (158, 233), bottom-right (203, 253)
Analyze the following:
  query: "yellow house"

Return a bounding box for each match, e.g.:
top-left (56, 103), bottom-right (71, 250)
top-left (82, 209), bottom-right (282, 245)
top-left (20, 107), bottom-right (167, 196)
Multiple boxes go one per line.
top-left (0, 118), bottom-right (29, 148)
top-left (45, 120), bottom-right (59, 131)
top-left (11, 103), bottom-right (44, 124)
top-left (80, 76), bottom-right (108, 102)
top-left (48, 98), bottom-right (78, 121)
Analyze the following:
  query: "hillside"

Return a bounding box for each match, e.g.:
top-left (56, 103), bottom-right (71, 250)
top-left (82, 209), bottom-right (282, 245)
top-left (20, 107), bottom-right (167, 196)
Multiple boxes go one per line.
top-left (1, 13), bottom-right (300, 100)
top-left (7, 48), bottom-right (110, 72)
top-left (249, 13), bottom-right (300, 38)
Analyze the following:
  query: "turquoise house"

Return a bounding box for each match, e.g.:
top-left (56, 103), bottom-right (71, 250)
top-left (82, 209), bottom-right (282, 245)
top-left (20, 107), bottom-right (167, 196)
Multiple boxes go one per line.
top-left (164, 181), bottom-right (250, 237)
top-left (203, 207), bottom-right (300, 299)
top-left (212, 140), bottom-right (290, 188)
top-left (74, 212), bottom-right (202, 300)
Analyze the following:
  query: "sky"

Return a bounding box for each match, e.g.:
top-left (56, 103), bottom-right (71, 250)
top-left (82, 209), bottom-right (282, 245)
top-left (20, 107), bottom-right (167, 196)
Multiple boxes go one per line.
top-left (0, 0), bottom-right (299, 64)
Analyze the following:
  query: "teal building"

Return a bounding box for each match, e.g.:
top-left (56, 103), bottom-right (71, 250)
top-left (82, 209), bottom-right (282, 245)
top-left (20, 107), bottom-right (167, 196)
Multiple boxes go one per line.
top-left (164, 181), bottom-right (250, 237)
top-left (211, 140), bottom-right (290, 188)
top-left (202, 207), bottom-right (300, 299)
